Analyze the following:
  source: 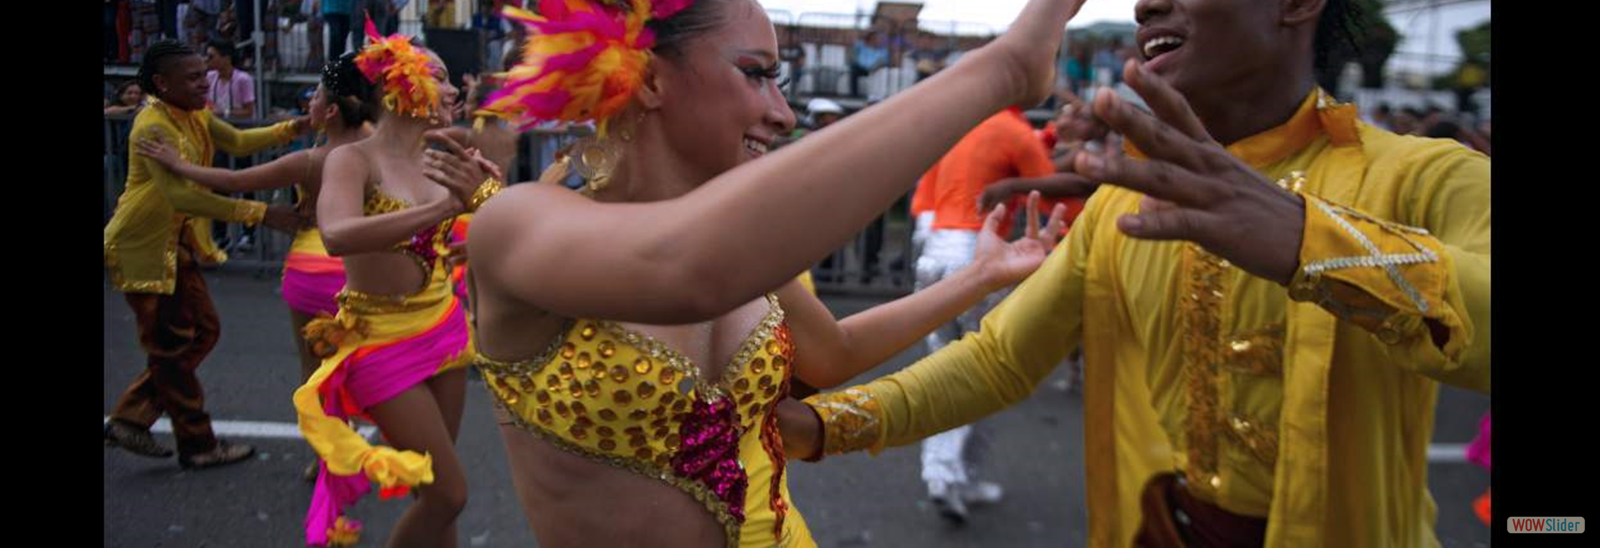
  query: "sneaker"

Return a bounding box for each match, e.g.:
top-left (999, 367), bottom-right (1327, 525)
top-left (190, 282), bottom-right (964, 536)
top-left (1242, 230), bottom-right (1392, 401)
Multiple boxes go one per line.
top-left (104, 421), bottom-right (175, 458)
top-left (962, 481), bottom-right (1005, 505)
top-left (928, 480), bottom-right (969, 524)
top-left (178, 440), bottom-right (256, 470)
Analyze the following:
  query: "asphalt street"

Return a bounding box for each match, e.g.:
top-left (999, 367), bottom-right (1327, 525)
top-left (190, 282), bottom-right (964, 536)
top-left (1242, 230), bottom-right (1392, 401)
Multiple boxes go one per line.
top-left (105, 269), bottom-right (1490, 547)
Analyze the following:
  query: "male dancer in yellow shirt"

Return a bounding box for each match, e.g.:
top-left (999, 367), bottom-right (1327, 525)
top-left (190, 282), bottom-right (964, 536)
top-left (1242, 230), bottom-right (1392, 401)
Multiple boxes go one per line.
top-left (104, 40), bottom-right (308, 469)
top-left (791, 1), bottom-right (1489, 546)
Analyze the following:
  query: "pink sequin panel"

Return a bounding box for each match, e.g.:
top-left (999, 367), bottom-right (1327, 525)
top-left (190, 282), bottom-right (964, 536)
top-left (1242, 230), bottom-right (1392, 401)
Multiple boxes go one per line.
top-left (407, 221), bottom-right (442, 265)
top-left (671, 396), bottom-right (748, 523)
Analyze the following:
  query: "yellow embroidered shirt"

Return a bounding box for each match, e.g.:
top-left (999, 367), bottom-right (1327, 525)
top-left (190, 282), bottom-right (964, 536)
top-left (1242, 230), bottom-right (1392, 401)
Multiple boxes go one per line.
top-left (804, 88), bottom-right (1490, 548)
top-left (104, 97), bottom-right (299, 293)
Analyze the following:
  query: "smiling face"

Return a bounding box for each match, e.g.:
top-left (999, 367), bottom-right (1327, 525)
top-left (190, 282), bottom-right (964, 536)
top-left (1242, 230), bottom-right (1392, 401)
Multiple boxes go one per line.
top-left (1133, 0), bottom-right (1292, 100)
top-left (153, 53), bottom-right (211, 111)
top-left (119, 83), bottom-right (145, 107)
top-left (423, 50), bottom-right (460, 127)
top-left (649, 0), bottom-right (797, 182)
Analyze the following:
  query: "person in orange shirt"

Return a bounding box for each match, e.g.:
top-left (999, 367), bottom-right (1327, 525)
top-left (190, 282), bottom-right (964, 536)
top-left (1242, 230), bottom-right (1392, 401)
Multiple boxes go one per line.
top-left (912, 106), bottom-right (1064, 522)
top-left (978, 95), bottom-right (1112, 230)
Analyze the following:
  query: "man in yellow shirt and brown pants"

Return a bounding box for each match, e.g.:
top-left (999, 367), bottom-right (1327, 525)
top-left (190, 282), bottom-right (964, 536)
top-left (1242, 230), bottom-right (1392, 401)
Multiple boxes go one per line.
top-left (789, 1), bottom-right (1489, 546)
top-left (104, 40), bottom-right (309, 470)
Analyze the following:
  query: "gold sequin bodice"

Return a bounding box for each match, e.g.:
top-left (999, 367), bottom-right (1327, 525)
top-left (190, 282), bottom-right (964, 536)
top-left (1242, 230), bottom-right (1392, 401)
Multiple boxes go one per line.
top-left (361, 185), bottom-right (454, 281)
top-left (475, 294), bottom-right (795, 545)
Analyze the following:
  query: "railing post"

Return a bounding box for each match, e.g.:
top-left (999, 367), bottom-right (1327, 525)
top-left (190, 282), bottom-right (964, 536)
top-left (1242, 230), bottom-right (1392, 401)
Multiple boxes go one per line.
top-left (254, 0), bottom-right (266, 116)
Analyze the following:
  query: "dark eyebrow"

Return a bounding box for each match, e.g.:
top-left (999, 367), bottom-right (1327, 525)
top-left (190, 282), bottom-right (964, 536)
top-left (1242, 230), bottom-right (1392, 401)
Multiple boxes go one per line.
top-left (731, 49), bottom-right (778, 64)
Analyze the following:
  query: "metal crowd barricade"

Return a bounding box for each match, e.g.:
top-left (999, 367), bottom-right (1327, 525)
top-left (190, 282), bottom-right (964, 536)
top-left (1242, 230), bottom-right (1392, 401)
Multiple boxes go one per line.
top-left (808, 191), bottom-right (917, 297)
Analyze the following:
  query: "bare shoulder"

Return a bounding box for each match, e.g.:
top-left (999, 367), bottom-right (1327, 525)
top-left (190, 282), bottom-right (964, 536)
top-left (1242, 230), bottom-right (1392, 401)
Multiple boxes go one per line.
top-left (476, 183), bottom-right (583, 225)
top-left (325, 140), bottom-right (373, 166)
top-left (469, 183), bottom-right (585, 255)
top-left (324, 142), bottom-right (377, 176)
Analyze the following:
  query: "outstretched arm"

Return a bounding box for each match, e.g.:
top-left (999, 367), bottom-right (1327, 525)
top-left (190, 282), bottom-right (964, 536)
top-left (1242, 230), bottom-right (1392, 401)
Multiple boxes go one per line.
top-left (468, 0), bottom-right (1088, 324)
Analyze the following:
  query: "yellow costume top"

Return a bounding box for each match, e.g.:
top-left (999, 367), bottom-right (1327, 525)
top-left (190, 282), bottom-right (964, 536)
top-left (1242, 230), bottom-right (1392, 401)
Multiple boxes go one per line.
top-left (294, 183), bottom-right (478, 548)
top-left (804, 88), bottom-right (1489, 548)
top-left (478, 294), bottom-right (815, 547)
top-left (287, 183), bottom-right (335, 260)
top-left (104, 97), bottom-right (299, 293)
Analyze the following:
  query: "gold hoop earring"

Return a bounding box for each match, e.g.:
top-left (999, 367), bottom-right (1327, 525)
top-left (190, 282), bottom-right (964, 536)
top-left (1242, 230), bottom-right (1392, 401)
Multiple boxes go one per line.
top-left (570, 136), bottom-right (621, 196)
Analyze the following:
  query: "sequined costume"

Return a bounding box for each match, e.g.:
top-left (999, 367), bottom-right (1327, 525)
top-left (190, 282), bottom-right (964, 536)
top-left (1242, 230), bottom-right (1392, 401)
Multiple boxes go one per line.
top-left (477, 294), bottom-right (817, 548)
top-left (293, 186), bottom-right (475, 547)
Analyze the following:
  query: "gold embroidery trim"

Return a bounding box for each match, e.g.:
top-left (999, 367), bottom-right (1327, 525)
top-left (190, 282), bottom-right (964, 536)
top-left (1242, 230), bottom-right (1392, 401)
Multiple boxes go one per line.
top-left (1224, 413), bottom-right (1279, 467)
top-left (103, 239), bottom-right (178, 294)
top-left (233, 199), bottom-right (267, 225)
top-left (334, 286), bottom-right (448, 315)
top-left (1221, 323), bottom-right (1285, 376)
top-left (1298, 197), bottom-right (1439, 313)
top-left (717, 294), bottom-right (786, 389)
top-left (473, 319), bottom-right (576, 379)
top-left (805, 388), bottom-right (883, 456)
top-left (1179, 244), bottom-right (1226, 486)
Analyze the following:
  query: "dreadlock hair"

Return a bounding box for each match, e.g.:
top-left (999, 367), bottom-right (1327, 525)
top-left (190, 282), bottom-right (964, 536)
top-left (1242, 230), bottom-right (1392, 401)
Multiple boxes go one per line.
top-left (1313, 0), bottom-right (1366, 71)
top-left (322, 52), bottom-right (379, 128)
top-left (138, 40), bottom-right (198, 99)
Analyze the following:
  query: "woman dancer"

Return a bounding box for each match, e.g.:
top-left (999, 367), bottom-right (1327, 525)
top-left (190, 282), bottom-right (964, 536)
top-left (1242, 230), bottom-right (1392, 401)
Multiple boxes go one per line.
top-left (449, 0), bottom-right (1082, 546)
top-left (292, 21), bottom-right (502, 548)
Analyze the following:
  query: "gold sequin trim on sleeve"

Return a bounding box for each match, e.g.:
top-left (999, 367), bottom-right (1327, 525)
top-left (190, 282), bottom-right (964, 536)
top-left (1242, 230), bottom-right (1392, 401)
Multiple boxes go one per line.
top-left (234, 200), bottom-right (267, 225)
top-left (803, 388), bottom-right (883, 457)
top-left (1296, 197), bottom-right (1439, 312)
top-left (1288, 195), bottom-right (1445, 343)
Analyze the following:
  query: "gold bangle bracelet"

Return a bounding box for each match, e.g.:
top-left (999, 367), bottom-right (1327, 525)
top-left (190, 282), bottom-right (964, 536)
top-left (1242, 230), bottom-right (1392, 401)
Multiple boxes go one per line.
top-left (468, 177), bottom-right (505, 212)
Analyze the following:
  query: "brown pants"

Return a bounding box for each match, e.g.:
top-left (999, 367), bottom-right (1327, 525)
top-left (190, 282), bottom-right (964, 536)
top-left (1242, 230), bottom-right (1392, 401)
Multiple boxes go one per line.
top-left (1133, 473), bottom-right (1267, 548)
top-left (110, 237), bottom-right (220, 457)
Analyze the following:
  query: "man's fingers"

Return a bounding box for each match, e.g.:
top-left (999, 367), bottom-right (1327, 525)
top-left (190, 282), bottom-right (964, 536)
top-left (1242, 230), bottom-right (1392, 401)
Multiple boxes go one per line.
top-left (1074, 151), bottom-right (1214, 206)
top-left (1091, 85), bottom-right (1208, 172)
top-left (1116, 208), bottom-right (1213, 242)
top-left (1122, 59), bottom-right (1212, 143)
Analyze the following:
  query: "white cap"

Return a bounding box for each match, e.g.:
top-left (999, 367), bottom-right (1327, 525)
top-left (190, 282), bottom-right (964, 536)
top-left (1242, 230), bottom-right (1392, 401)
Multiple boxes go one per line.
top-left (807, 98), bottom-right (844, 115)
